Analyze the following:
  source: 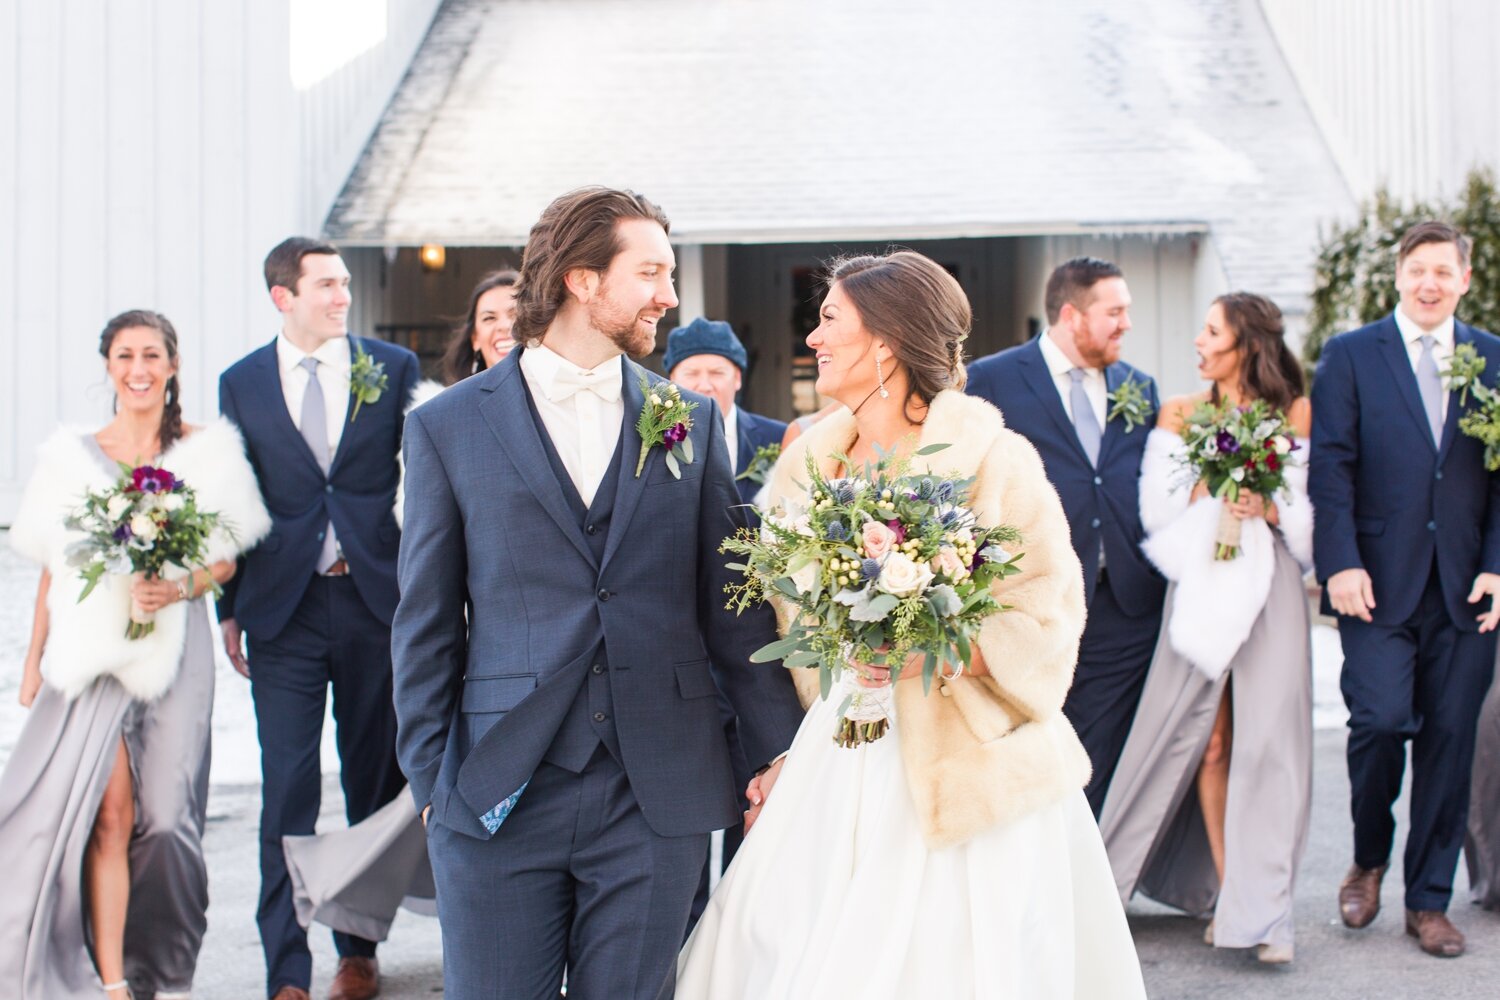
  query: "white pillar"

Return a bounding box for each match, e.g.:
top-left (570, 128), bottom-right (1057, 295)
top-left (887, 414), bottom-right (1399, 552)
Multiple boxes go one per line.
top-left (675, 242), bottom-right (705, 324)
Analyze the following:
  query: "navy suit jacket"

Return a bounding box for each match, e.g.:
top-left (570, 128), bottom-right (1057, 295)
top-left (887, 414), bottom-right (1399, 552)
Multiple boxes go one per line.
top-left (217, 336), bottom-right (420, 640)
top-left (966, 337), bottom-right (1165, 617)
top-left (733, 407), bottom-right (788, 505)
top-left (392, 349), bottom-right (805, 841)
top-left (1310, 314), bottom-right (1500, 628)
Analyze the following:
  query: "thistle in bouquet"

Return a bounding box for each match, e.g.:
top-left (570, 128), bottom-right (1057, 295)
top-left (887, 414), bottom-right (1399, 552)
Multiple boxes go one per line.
top-left (64, 462), bottom-right (228, 639)
top-left (1176, 398), bottom-right (1298, 560)
top-left (721, 444), bottom-right (1024, 748)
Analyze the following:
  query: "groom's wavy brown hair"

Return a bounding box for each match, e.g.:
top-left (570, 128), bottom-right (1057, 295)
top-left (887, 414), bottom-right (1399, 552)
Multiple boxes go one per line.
top-left (513, 187), bottom-right (671, 347)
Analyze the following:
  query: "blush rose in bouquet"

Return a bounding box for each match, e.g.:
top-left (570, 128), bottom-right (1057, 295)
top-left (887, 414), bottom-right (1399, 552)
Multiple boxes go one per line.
top-left (721, 445), bottom-right (1023, 747)
top-left (1176, 398), bottom-right (1298, 560)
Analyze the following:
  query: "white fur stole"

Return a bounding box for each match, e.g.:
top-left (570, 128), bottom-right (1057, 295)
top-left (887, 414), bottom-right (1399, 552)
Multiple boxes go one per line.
top-left (395, 378), bottom-right (447, 528)
top-left (9, 420), bottom-right (272, 701)
top-left (1138, 428), bottom-right (1313, 681)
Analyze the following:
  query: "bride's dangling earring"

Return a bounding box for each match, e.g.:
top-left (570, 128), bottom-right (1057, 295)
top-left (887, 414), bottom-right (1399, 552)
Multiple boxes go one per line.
top-left (876, 353), bottom-right (890, 399)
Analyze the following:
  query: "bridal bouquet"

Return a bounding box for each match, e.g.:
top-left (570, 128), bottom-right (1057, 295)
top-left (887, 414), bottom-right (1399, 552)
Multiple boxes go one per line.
top-left (721, 446), bottom-right (1023, 747)
top-left (65, 463), bottom-right (226, 639)
top-left (1176, 399), bottom-right (1298, 560)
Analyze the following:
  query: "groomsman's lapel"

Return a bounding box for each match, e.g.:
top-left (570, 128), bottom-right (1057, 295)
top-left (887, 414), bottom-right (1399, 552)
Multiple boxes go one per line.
top-left (1438, 322), bottom-right (1476, 462)
top-left (1376, 316), bottom-right (1440, 453)
top-left (327, 335), bottom-right (365, 477)
top-left (479, 352), bottom-right (597, 567)
top-left (1097, 363), bottom-right (1128, 465)
top-left (1018, 339), bottom-right (1091, 465)
top-left (601, 360), bottom-right (651, 572)
top-left (251, 340), bottom-right (326, 476)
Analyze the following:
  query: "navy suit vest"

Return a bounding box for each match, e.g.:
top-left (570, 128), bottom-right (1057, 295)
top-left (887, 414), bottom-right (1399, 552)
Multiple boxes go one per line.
top-left (524, 387), bottom-right (626, 772)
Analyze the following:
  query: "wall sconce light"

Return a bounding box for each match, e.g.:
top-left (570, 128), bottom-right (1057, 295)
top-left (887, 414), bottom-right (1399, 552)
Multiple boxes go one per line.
top-left (419, 244), bottom-right (447, 272)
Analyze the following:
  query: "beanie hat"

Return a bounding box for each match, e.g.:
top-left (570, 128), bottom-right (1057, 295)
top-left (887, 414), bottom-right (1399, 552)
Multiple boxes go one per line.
top-left (663, 317), bottom-right (748, 375)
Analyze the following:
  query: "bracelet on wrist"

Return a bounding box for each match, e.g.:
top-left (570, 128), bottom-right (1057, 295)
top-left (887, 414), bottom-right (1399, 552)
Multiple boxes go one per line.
top-left (176, 578), bottom-right (190, 602)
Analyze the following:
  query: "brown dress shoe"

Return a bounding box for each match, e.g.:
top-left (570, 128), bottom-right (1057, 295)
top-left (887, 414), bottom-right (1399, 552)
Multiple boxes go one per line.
top-left (328, 957), bottom-right (380, 1000)
top-left (271, 988), bottom-right (312, 1000)
top-left (1406, 909), bottom-right (1465, 957)
top-left (1338, 863), bottom-right (1386, 928)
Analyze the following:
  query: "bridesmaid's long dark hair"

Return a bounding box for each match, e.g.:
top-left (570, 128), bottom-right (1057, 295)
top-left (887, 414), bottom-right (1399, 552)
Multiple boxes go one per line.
top-left (441, 270), bottom-right (519, 385)
top-left (1213, 292), bottom-right (1304, 413)
top-left (99, 309), bottom-right (183, 451)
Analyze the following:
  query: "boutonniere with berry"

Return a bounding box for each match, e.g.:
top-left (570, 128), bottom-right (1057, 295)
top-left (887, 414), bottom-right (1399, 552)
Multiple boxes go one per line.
top-left (348, 345), bottom-right (388, 422)
top-left (635, 377), bottom-right (698, 478)
top-left (1442, 342), bottom-right (1500, 470)
top-left (1106, 375), bottom-right (1152, 433)
top-left (735, 442), bottom-right (781, 486)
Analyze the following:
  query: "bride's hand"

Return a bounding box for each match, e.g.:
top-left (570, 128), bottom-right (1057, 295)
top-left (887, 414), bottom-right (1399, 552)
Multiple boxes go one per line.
top-left (130, 575), bottom-right (182, 613)
top-left (19, 657), bottom-right (42, 708)
top-left (851, 648), bottom-right (926, 688)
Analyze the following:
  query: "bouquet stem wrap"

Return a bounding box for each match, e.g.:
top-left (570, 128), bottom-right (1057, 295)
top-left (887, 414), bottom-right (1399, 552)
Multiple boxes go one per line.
top-left (127, 570), bottom-right (156, 639)
top-left (833, 665), bottom-right (894, 748)
top-left (1214, 504), bottom-right (1242, 561)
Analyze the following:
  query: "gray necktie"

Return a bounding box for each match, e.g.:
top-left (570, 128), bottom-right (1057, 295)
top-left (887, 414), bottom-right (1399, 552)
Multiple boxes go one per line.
top-left (1070, 368), bottom-right (1102, 466)
top-left (299, 357), bottom-right (330, 472)
top-left (1416, 335), bottom-right (1444, 445)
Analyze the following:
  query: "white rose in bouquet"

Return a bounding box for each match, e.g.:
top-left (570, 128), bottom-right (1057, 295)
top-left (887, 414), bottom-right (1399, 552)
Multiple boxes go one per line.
top-left (876, 551), bottom-right (934, 598)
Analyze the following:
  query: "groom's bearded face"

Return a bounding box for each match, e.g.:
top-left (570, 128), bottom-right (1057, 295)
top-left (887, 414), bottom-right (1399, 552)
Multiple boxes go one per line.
top-left (588, 219), bottom-right (679, 357)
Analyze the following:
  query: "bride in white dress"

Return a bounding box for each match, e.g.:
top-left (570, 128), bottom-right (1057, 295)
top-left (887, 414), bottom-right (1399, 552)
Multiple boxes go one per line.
top-left (677, 251), bottom-right (1146, 999)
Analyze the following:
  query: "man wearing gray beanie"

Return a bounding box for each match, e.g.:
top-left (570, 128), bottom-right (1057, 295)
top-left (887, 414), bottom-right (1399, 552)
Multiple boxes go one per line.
top-left (664, 318), bottom-right (786, 504)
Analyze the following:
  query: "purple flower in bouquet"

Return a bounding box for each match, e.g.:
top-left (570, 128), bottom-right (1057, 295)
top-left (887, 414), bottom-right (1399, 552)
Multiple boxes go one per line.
top-left (887, 519), bottom-right (907, 543)
top-left (131, 465), bottom-right (177, 494)
top-left (662, 422), bottom-right (688, 446)
top-left (112, 522), bottom-right (133, 542)
top-left (1215, 430), bottom-right (1240, 455)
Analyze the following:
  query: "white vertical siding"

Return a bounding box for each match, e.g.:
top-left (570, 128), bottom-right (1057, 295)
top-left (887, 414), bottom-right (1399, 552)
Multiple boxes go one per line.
top-left (1260, 0), bottom-right (1500, 202)
top-left (0, 0), bottom-right (443, 522)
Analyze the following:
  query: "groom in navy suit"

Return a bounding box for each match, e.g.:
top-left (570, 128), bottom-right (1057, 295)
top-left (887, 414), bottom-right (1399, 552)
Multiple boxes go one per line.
top-left (1311, 221), bottom-right (1500, 958)
top-left (966, 257), bottom-right (1164, 816)
top-left (219, 238), bottom-right (419, 1000)
top-left (392, 188), bottom-right (804, 998)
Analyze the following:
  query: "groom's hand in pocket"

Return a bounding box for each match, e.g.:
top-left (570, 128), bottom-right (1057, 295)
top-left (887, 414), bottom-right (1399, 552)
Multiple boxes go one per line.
top-left (744, 757), bottom-right (786, 834)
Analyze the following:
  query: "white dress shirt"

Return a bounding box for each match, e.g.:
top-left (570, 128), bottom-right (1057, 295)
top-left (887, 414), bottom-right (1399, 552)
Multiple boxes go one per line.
top-left (723, 404), bottom-right (741, 472)
top-left (519, 344), bottom-right (625, 507)
top-left (1039, 329), bottom-right (1108, 428)
top-left (276, 333), bottom-right (351, 459)
top-left (276, 333), bottom-right (350, 568)
top-left (1395, 305), bottom-right (1454, 423)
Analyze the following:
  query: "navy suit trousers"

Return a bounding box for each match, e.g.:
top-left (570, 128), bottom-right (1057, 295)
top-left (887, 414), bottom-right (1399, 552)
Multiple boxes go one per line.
top-left (429, 748), bottom-right (708, 1000)
top-left (1339, 567), bottom-right (1496, 911)
top-left (247, 576), bottom-right (405, 994)
top-left (1064, 571), bottom-right (1163, 816)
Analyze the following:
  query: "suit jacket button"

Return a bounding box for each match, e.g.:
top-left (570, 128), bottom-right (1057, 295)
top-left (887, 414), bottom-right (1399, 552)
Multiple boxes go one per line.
top-left (1090, 517), bottom-right (1101, 528)
top-left (592, 663), bottom-right (604, 675)
top-left (1428, 521), bottom-right (1437, 531)
top-left (1093, 476), bottom-right (1103, 486)
top-left (1435, 470), bottom-right (1444, 480)
top-left (593, 711), bottom-right (607, 722)
top-left (586, 523), bottom-right (598, 535)
top-left (317, 531), bottom-right (325, 541)
top-left (325, 484), bottom-right (334, 494)
top-left (597, 589), bottom-right (611, 601)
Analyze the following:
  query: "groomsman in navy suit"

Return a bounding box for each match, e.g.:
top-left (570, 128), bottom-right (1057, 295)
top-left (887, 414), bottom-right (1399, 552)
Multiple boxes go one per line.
top-left (662, 317), bottom-right (787, 921)
top-left (219, 238), bottom-right (419, 1000)
top-left (1311, 221), bottom-right (1500, 958)
top-left (392, 188), bottom-right (803, 998)
top-left (966, 257), bottom-right (1165, 816)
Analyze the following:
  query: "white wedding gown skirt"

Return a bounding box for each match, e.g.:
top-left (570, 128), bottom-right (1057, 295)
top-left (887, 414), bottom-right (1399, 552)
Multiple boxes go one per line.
top-left (677, 685), bottom-right (1147, 999)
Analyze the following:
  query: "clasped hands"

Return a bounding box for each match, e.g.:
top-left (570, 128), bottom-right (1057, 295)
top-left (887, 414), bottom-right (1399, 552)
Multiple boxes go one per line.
top-left (1327, 567), bottom-right (1500, 632)
top-left (130, 574), bottom-right (189, 614)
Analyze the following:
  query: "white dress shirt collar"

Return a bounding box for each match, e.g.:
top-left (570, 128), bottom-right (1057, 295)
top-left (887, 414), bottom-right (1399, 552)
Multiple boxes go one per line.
top-left (1039, 328), bottom-right (1099, 380)
top-left (1394, 306), bottom-right (1455, 351)
top-left (276, 331), bottom-right (351, 375)
top-left (723, 403), bottom-right (741, 470)
top-left (520, 343), bottom-right (624, 402)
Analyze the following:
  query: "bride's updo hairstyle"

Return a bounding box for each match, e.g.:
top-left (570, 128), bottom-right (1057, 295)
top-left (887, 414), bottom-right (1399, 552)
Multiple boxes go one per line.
top-left (99, 309), bottom-right (184, 451)
top-left (826, 251), bottom-right (970, 419)
top-left (1213, 292), bottom-right (1304, 413)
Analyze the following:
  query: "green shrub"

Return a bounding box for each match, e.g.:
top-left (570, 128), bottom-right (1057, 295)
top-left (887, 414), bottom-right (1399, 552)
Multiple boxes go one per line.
top-left (1303, 168), bottom-right (1500, 374)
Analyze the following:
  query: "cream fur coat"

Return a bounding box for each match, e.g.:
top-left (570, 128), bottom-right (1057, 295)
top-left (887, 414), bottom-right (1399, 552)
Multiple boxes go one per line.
top-left (764, 390), bottom-right (1091, 848)
top-left (9, 419), bottom-right (271, 701)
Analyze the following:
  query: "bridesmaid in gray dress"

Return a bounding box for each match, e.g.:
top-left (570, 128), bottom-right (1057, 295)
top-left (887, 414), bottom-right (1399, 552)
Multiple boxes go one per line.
top-left (1465, 659), bottom-right (1500, 909)
top-left (1099, 293), bottom-right (1314, 964)
top-left (0, 310), bottom-right (269, 1000)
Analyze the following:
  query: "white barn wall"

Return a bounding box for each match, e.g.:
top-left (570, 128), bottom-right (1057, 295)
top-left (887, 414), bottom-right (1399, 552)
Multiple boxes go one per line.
top-left (1260, 0), bottom-right (1500, 203)
top-left (0, 0), bottom-right (442, 523)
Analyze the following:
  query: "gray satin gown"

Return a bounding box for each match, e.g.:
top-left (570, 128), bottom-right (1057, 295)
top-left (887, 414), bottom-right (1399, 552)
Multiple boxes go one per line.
top-left (1098, 539), bottom-right (1313, 950)
top-left (0, 438), bottom-right (214, 1000)
top-left (1465, 653), bottom-right (1500, 909)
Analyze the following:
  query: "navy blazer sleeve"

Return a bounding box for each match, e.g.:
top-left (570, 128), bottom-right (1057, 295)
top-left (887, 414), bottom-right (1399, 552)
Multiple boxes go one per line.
top-left (696, 403), bottom-right (806, 769)
top-left (1309, 334), bottom-right (1364, 580)
top-left (391, 408), bottom-right (470, 812)
top-left (216, 373), bottom-right (245, 622)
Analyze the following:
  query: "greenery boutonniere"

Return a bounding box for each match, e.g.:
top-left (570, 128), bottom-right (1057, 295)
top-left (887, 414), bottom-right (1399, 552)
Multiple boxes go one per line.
top-left (1441, 342), bottom-right (1500, 469)
top-left (635, 377), bottom-right (698, 478)
top-left (348, 344), bottom-right (388, 423)
top-left (735, 442), bottom-right (781, 486)
top-left (1106, 375), bottom-right (1152, 432)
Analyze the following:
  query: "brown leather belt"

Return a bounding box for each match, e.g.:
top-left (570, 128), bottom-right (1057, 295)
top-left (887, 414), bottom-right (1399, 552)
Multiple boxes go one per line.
top-left (322, 559), bottom-right (350, 577)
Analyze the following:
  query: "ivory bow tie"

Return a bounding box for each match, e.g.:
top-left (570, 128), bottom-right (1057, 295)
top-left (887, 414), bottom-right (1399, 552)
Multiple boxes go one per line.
top-left (547, 364), bottom-right (622, 403)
